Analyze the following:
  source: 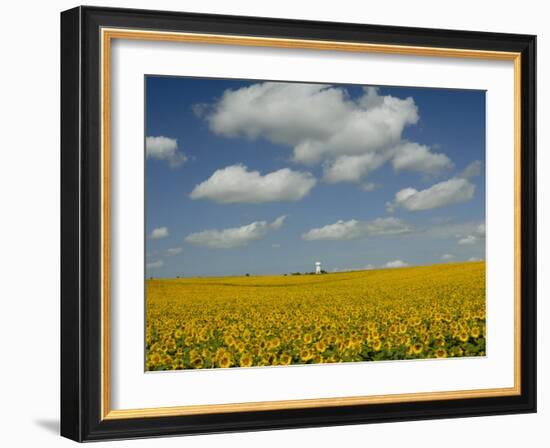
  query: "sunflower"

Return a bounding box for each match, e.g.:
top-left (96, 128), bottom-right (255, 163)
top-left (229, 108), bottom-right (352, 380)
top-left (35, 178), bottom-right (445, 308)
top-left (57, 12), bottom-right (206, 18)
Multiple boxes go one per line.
top-left (191, 356), bottom-right (204, 369)
top-left (300, 348), bottom-right (313, 362)
top-left (266, 353), bottom-right (278, 365)
top-left (458, 331), bottom-right (469, 342)
top-left (269, 337), bottom-right (281, 350)
top-left (150, 352), bottom-right (161, 366)
top-left (146, 261), bottom-right (486, 370)
top-left (279, 353), bottom-right (292, 365)
top-left (314, 340), bottom-right (327, 353)
top-left (435, 348), bottom-right (448, 358)
top-left (224, 334), bottom-right (235, 347)
top-left (199, 329), bottom-right (209, 342)
top-left (218, 353), bottom-right (232, 368)
top-left (312, 355), bottom-right (324, 364)
top-left (239, 353), bottom-right (253, 368)
top-left (451, 346), bottom-right (463, 357)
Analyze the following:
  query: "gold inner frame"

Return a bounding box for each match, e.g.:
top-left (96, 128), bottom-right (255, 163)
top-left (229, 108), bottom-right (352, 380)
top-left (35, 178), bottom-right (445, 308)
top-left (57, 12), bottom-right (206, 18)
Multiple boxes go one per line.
top-left (100, 27), bottom-right (522, 420)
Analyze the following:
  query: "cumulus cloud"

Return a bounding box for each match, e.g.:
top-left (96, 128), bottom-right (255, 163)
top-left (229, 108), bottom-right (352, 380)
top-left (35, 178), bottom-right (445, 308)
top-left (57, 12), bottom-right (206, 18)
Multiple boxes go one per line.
top-left (185, 216), bottom-right (286, 249)
top-left (460, 160), bottom-right (483, 178)
top-left (189, 164), bottom-right (316, 204)
top-left (146, 136), bottom-right (187, 168)
top-left (384, 260), bottom-right (408, 268)
top-left (364, 264), bottom-right (375, 270)
top-left (302, 219), bottom-right (363, 241)
top-left (166, 247), bottom-right (183, 256)
top-left (202, 83), bottom-right (420, 170)
top-left (457, 223), bottom-right (486, 245)
top-left (391, 142), bottom-right (453, 175)
top-left (441, 253), bottom-right (454, 260)
top-left (387, 177), bottom-right (475, 212)
top-left (146, 260), bottom-right (164, 269)
top-left (323, 152), bottom-right (387, 183)
top-left (150, 227), bottom-right (169, 239)
top-left (468, 257), bottom-right (483, 262)
top-left (302, 217), bottom-right (412, 241)
top-left (196, 82), bottom-right (464, 184)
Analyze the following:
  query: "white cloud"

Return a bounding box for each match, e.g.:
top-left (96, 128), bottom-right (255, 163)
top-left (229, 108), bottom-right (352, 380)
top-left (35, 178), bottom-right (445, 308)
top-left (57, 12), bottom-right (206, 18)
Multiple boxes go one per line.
top-left (146, 260), bottom-right (164, 269)
top-left (361, 182), bottom-right (379, 192)
top-left (197, 82), bottom-right (462, 184)
top-left (191, 103), bottom-right (209, 118)
top-left (384, 260), bottom-right (408, 268)
top-left (150, 227), bottom-right (169, 239)
top-left (426, 221), bottom-right (485, 239)
top-left (457, 223), bottom-right (486, 245)
top-left (303, 219), bottom-right (363, 241)
top-left (189, 164), bottom-right (316, 204)
top-left (166, 247), bottom-right (183, 256)
top-left (323, 152), bottom-right (387, 183)
top-left (270, 216), bottom-right (286, 230)
top-left (146, 136), bottom-right (187, 168)
top-left (391, 142), bottom-right (453, 175)
top-left (387, 177), bottom-right (475, 212)
top-left (302, 217), bottom-right (411, 241)
top-left (185, 216), bottom-right (286, 249)
top-left (364, 264), bottom-right (375, 270)
top-left (476, 223), bottom-right (486, 238)
top-left (441, 253), bottom-right (454, 260)
top-left (365, 217), bottom-right (413, 236)
top-left (468, 257), bottom-right (483, 262)
top-left (460, 160), bottom-right (483, 178)
top-left (458, 235), bottom-right (478, 245)
top-left (203, 83), bottom-right (419, 166)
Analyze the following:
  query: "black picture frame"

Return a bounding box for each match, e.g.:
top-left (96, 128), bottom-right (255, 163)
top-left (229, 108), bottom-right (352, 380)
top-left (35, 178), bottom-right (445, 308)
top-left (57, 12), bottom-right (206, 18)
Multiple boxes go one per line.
top-left (61, 5), bottom-right (536, 442)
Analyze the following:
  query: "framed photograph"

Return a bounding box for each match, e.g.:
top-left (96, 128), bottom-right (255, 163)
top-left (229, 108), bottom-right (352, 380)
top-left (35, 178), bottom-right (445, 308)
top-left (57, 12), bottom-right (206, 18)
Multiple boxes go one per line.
top-left (60, 6), bottom-right (536, 441)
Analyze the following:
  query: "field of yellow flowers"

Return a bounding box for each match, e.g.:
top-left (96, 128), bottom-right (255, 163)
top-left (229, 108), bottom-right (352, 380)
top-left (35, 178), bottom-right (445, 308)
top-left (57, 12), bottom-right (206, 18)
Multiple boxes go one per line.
top-left (145, 261), bottom-right (485, 371)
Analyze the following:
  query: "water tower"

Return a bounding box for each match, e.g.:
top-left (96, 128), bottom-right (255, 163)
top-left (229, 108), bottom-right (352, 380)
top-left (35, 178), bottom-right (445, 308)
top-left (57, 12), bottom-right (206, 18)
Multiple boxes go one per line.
top-left (315, 261), bottom-right (322, 274)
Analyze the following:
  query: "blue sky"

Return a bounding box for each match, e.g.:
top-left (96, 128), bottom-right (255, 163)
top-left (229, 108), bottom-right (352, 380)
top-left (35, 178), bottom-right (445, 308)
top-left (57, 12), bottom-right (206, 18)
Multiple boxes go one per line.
top-left (145, 76), bottom-right (485, 277)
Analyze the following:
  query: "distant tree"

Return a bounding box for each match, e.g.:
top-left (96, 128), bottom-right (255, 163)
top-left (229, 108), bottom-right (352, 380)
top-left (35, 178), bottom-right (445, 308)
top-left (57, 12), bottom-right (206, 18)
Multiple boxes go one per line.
top-left (321, 270), bottom-right (328, 274)
top-left (245, 273), bottom-right (250, 277)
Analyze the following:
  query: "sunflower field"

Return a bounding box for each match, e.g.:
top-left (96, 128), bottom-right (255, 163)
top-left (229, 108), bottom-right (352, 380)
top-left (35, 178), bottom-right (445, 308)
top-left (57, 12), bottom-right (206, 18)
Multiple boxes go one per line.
top-left (145, 261), bottom-right (485, 371)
